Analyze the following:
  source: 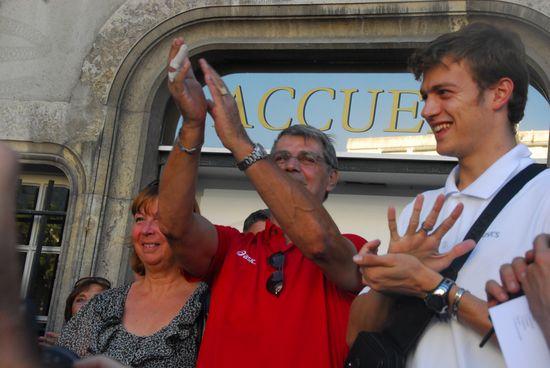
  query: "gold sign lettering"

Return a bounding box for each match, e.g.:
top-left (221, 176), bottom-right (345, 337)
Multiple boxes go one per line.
top-left (297, 88), bottom-right (335, 131)
top-left (233, 85), bottom-right (252, 128)
top-left (258, 87), bottom-right (295, 130)
top-left (341, 89), bottom-right (383, 132)
top-left (384, 90), bottom-right (424, 133)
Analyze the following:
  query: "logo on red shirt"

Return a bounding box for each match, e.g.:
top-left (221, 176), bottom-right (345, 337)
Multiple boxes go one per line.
top-left (236, 250), bottom-right (256, 265)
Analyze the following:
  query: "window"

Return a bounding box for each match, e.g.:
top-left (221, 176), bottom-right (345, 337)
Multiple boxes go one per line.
top-left (16, 166), bottom-right (70, 333)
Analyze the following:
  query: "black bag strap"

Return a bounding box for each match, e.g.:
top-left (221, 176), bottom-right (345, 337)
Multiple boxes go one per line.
top-left (442, 163), bottom-right (545, 279)
top-left (386, 163), bottom-right (546, 353)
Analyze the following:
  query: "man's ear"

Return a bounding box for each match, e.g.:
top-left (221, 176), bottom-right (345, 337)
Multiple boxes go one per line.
top-left (326, 169), bottom-right (339, 193)
top-left (491, 77), bottom-right (514, 111)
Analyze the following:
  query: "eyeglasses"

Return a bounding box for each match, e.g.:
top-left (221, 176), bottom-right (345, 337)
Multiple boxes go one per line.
top-left (73, 276), bottom-right (111, 290)
top-left (270, 150), bottom-right (326, 167)
top-left (266, 251), bottom-right (285, 296)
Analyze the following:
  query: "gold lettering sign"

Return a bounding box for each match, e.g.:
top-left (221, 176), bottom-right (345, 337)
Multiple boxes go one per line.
top-left (234, 85), bottom-right (427, 134)
top-left (384, 90), bottom-right (424, 133)
top-left (257, 87), bottom-right (295, 130)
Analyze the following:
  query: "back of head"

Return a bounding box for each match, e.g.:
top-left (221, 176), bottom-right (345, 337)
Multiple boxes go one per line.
top-left (243, 209), bottom-right (271, 233)
top-left (271, 125), bottom-right (339, 170)
top-left (408, 22), bottom-right (529, 128)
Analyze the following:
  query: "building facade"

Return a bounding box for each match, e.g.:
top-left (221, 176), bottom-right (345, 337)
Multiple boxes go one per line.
top-left (0, 0), bottom-right (548, 333)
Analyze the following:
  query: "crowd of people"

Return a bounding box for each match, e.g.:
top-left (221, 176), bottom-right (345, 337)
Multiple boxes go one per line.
top-left (1, 21), bottom-right (548, 368)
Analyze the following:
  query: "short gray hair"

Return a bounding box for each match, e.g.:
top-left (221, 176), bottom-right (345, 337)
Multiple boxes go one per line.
top-left (271, 125), bottom-right (338, 170)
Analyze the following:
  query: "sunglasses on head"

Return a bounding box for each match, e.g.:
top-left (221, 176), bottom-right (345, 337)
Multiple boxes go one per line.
top-left (73, 276), bottom-right (111, 290)
top-left (266, 251), bottom-right (285, 296)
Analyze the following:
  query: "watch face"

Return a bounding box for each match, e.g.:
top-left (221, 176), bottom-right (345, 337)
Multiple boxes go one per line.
top-left (424, 278), bottom-right (454, 315)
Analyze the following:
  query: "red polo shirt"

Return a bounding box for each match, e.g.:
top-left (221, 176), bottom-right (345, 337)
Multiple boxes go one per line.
top-left (197, 220), bottom-right (365, 368)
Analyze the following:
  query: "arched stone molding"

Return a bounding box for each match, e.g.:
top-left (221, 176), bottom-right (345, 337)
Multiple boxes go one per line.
top-left (85, 0), bottom-right (550, 291)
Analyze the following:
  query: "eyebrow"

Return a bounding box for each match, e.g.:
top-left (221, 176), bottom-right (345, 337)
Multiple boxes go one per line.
top-left (420, 83), bottom-right (456, 96)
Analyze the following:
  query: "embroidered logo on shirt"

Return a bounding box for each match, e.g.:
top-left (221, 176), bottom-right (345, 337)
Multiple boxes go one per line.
top-left (236, 250), bottom-right (256, 264)
top-left (482, 231), bottom-right (500, 238)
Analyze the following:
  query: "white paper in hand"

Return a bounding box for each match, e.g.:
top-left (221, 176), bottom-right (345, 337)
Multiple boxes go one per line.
top-left (489, 295), bottom-right (550, 368)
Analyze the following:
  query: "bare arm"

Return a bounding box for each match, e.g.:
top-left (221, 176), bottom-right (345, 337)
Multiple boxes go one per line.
top-left (347, 289), bottom-right (394, 345)
top-left (198, 58), bottom-right (361, 291)
top-left (0, 144), bottom-right (41, 368)
top-left (158, 38), bottom-right (218, 277)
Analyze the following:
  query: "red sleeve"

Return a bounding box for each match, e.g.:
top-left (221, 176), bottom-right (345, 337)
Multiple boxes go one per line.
top-left (343, 233), bottom-right (367, 252)
top-left (205, 225), bottom-right (243, 283)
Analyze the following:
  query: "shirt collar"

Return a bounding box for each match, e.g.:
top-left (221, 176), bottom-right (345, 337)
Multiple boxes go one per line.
top-left (443, 144), bottom-right (532, 199)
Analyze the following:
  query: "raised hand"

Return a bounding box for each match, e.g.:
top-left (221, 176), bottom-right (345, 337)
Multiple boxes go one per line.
top-left (167, 38), bottom-right (207, 128)
top-left (387, 194), bottom-right (474, 271)
top-left (198, 59), bottom-right (250, 152)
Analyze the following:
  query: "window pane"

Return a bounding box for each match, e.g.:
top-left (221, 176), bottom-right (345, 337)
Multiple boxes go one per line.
top-left (28, 253), bottom-right (59, 316)
top-left (43, 217), bottom-right (65, 247)
top-left (16, 214), bottom-right (34, 245)
top-left (47, 187), bottom-right (69, 212)
top-left (16, 185), bottom-right (39, 245)
top-left (16, 251), bottom-right (27, 281)
top-left (42, 187), bottom-right (69, 247)
top-left (17, 185), bottom-right (39, 210)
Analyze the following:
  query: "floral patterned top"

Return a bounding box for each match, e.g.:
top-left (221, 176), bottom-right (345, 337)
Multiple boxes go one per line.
top-left (57, 282), bottom-right (208, 368)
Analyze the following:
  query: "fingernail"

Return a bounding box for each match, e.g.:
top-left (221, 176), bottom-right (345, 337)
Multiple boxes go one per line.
top-left (509, 281), bottom-right (517, 290)
top-left (353, 254), bottom-right (362, 262)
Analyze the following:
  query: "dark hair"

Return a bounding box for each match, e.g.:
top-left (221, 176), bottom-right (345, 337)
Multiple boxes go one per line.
top-left (130, 180), bottom-right (200, 276)
top-left (408, 22), bottom-right (529, 129)
top-left (243, 209), bottom-right (271, 232)
top-left (271, 125), bottom-right (338, 170)
top-left (64, 277), bottom-right (110, 322)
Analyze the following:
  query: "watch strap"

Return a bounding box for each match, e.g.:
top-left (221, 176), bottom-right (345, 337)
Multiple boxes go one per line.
top-left (237, 143), bottom-right (268, 171)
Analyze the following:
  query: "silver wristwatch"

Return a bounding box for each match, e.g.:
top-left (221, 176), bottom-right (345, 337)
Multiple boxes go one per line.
top-left (236, 143), bottom-right (268, 171)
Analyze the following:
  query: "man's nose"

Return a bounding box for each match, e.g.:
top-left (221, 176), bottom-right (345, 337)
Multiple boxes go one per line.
top-left (282, 156), bottom-right (301, 171)
top-left (421, 97), bottom-right (441, 122)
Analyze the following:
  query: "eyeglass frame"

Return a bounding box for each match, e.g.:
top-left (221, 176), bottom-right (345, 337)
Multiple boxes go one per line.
top-left (270, 150), bottom-right (329, 168)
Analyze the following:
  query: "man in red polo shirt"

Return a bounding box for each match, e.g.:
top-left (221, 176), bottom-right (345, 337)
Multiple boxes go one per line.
top-left (158, 37), bottom-right (366, 368)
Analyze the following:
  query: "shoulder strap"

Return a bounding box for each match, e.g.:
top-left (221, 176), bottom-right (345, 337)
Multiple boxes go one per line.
top-left (387, 163), bottom-right (545, 353)
top-left (443, 163), bottom-right (545, 279)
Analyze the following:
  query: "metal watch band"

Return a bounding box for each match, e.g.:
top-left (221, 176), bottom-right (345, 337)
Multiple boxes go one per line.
top-left (237, 143), bottom-right (268, 171)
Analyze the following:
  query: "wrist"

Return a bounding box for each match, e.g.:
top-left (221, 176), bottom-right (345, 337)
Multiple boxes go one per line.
top-left (236, 142), bottom-right (268, 171)
top-left (176, 127), bottom-right (204, 153)
top-left (417, 271), bottom-right (444, 299)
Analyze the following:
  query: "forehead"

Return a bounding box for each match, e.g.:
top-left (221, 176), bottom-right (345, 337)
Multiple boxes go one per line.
top-left (136, 197), bottom-right (159, 216)
top-left (420, 58), bottom-right (475, 92)
top-left (78, 283), bottom-right (106, 295)
top-left (273, 134), bottom-right (323, 153)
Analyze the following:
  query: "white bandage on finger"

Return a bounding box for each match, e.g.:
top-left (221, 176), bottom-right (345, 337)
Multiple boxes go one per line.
top-left (168, 44), bottom-right (189, 82)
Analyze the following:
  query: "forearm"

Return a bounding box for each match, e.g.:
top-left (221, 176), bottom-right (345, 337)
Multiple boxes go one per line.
top-left (347, 291), bottom-right (395, 345)
top-left (158, 126), bottom-right (203, 237)
top-left (448, 285), bottom-right (493, 336)
top-left (244, 157), bottom-right (359, 290)
top-left (158, 126), bottom-right (218, 276)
